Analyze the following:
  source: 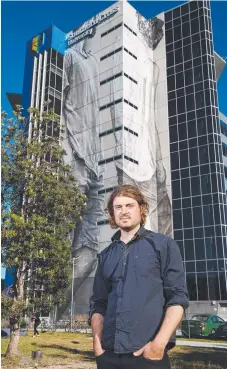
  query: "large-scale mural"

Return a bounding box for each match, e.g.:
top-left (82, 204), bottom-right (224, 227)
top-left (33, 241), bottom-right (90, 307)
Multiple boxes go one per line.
top-left (59, 2), bottom-right (172, 316)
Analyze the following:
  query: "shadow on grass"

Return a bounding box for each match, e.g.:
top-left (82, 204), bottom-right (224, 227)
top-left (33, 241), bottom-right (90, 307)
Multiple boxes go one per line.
top-left (171, 348), bottom-right (227, 368)
top-left (31, 343), bottom-right (95, 362)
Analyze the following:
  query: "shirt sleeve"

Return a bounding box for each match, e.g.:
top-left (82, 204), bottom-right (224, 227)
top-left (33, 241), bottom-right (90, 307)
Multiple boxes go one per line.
top-left (160, 237), bottom-right (189, 310)
top-left (88, 254), bottom-right (109, 326)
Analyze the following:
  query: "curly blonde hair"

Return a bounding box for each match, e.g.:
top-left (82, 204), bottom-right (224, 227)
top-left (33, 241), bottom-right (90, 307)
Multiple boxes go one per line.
top-left (106, 185), bottom-right (149, 229)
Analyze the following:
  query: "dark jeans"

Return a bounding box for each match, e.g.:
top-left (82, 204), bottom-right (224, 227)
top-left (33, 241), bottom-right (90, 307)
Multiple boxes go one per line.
top-left (96, 350), bottom-right (171, 369)
top-left (34, 322), bottom-right (40, 336)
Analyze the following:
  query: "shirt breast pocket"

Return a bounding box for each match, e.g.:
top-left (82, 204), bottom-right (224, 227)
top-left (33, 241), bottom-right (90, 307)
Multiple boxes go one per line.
top-left (134, 253), bottom-right (160, 278)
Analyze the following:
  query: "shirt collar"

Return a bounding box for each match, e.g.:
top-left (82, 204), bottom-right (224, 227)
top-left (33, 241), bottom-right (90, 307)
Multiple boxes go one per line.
top-left (111, 225), bottom-right (146, 242)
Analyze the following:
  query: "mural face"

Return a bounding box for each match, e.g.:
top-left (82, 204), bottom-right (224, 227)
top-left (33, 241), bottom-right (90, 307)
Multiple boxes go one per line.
top-left (59, 2), bottom-right (172, 316)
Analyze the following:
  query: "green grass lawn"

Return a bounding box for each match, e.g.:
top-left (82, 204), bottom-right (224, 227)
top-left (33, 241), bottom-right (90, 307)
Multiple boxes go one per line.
top-left (1, 332), bottom-right (227, 369)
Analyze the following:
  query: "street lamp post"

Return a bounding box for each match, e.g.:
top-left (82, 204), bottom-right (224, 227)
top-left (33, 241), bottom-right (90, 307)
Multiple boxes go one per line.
top-left (70, 256), bottom-right (89, 331)
top-left (70, 257), bottom-right (76, 331)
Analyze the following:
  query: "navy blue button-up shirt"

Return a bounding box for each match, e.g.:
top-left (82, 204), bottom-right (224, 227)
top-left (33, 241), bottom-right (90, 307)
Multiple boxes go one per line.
top-left (89, 227), bottom-right (189, 354)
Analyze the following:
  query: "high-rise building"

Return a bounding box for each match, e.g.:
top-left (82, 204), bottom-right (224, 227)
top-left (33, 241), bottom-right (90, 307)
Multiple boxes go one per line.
top-left (220, 112), bottom-right (227, 184)
top-left (9, 0), bottom-right (227, 316)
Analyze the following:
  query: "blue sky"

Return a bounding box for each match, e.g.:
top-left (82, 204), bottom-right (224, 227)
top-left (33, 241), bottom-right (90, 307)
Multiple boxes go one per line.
top-left (1, 1), bottom-right (227, 278)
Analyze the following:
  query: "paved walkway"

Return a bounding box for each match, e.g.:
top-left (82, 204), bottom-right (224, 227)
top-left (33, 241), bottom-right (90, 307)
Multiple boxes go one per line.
top-left (176, 339), bottom-right (227, 349)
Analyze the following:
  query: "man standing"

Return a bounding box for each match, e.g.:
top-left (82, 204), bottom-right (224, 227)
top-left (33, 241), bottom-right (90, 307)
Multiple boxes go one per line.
top-left (89, 185), bottom-right (188, 369)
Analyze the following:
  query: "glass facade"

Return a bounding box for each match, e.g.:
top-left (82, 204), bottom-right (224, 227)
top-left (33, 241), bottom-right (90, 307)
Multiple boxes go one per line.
top-left (165, 0), bottom-right (227, 301)
top-left (220, 114), bottom-right (227, 185)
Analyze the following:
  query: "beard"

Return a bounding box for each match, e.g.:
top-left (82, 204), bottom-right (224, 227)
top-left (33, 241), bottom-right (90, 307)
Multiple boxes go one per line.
top-left (116, 218), bottom-right (140, 232)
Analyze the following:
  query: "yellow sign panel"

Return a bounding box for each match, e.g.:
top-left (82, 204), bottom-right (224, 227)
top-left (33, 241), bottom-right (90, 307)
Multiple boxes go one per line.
top-left (32, 36), bottom-right (39, 52)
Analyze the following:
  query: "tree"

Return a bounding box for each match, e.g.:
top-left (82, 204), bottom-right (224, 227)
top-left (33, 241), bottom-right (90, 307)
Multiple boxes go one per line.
top-left (1, 106), bottom-right (87, 357)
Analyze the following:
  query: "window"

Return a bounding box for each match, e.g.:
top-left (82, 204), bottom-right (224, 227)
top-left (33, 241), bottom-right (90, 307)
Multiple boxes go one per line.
top-left (124, 155), bottom-right (138, 164)
top-left (191, 19), bottom-right (199, 34)
top-left (124, 47), bottom-right (137, 60)
top-left (101, 22), bottom-right (122, 38)
top-left (97, 219), bottom-right (109, 225)
top-left (182, 197), bottom-right (191, 207)
top-left (197, 117), bottom-right (207, 136)
top-left (124, 73), bottom-right (137, 84)
top-left (124, 23), bottom-right (137, 36)
top-left (55, 74), bottom-right (62, 92)
top-left (167, 51), bottom-right (174, 67)
top-left (171, 153), bottom-right (179, 171)
top-left (124, 99), bottom-right (138, 110)
top-left (168, 99), bottom-right (176, 116)
top-left (199, 145), bottom-right (209, 165)
top-left (166, 30), bottom-right (173, 45)
top-left (169, 125), bottom-right (178, 142)
top-left (124, 126), bottom-right (138, 137)
top-left (220, 272), bottom-right (227, 299)
top-left (184, 228), bottom-right (193, 239)
top-left (192, 41), bottom-right (201, 59)
top-left (177, 97), bottom-right (186, 114)
top-left (99, 125), bottom-right (122, 137)
top-left (173, 7), bottom-right (180, 18)
top-left (178, 113), bottom-right (186, 123)
top-left (195, 91), bottom-right (205, 109)
top-left (190, 1), bottom-right (198, 11)
top-left (181, 178), bottom-right (190, 197)
top-left (98, 155), bottom-right (122, 165)
top-left (191, 176), bottom-right (200, 196)
top-left (53, 121), bottom-right (60, 138)
top-left (182, 13), bottom-right (189, 23)
top-left (194, 65), bottom-right (203, 83)
top-left (207, 260), bottom-right (218, 272)
top-left (54, 98), bottom-right (61, 116)
top-left (173, 209), bottom-right (182, 229)
top-left (201, 175), bottom-right (211, 194)
top-left (100, 72), bottom-right (122, 86)
top-left (50, 72), bottom-right (55, 88)
top-left (174, 25), bottom-right (182, 41)
top-left (217, 317), bottom-right (225, 323)
top-left (165, 11), bottom-right (172, 23)
top-left (182, 22), bottom-right (190, 38)
top-left (208, 273), bottom-right (220, 300)
top-left (183, 207), bottom-right (192, 228)
top-left (98, 187), bottom-right (117, 195)
top-left (57, 53), bottom-right (64, 69)
top-left (178, 123), bottom-right (187, 140)
top-left (99, 98), bottom-right (123, 111)
top-left (205, 237), bottom-right (217, 259)
top-left (196, 261), bottom-right (206, 272)
top-left (176, 72), bottom-right (184, 89)
top-left (197, 273), bottom-right (208, 300)
top-left (181, 166), bottom-right (190, 177)
top-left (189, 147), bottom-right (199, 166)
top-left (195, 239), bottom-right (205, 259)
top-left (51, 49), bottom-right (57, 65)
top-left (185, 239), bottom-right (195, 260)
top-left (100, 47), bottom-right (122, 61)
top-left (167, 75), bottom-right (175, 91)
top-left (186, 262), bottom-right (195, 272)
top-left (193, 206), bottom-right (203, 227)
top-left (186, 273), bottom-right (197, 300)
top-left (172, 180), bottom-right (180, 199)
top-left (185, 69), bottom-right (193, 86)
